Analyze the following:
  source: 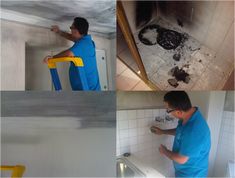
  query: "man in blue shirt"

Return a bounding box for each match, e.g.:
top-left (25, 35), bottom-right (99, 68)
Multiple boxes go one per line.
top-left (44, 17), bottom-right (101, 91)
top-left (151, 91), bottom-right (211, 177)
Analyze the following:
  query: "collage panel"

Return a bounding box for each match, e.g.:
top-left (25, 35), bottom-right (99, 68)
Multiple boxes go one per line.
top-left (1, 0), bottom-right (116, 91)
top-left (1, 91), bottom-right (116, 177)
top-left (116, 1), bottom-right (234, 91)
top-left (116, 91), bottom-right (234, 177)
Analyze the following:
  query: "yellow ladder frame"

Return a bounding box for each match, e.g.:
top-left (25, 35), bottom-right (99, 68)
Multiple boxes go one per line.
top-left (0, 165), bottom-right (25, 178)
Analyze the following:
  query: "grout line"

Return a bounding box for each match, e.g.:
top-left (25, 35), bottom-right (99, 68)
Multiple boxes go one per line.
top-left (116, 58), bottom-right (128, 77)
top-left (117, 57), bottom-right (142, 78)
top-left (131, 80), bottom-right (141, 90)
top-left (215, 19), bottom-right (235, 57)
top-left (202, 1), bottom-right (219, 49)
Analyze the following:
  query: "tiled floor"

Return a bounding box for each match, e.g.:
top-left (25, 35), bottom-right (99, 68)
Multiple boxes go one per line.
top-left (119, 17), bottom-right (234, 90)
top-left (116, 58), bottom-right (152, 91)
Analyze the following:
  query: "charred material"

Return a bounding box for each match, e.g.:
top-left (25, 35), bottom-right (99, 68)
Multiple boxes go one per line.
top-left (173, 53), bottom-right (181, 61)
top-left (138, 24), bottom-right (183, 49)
top-left (168, 66), bottom-right (190, 87)
top-left (157, 29), bottom-right (182, 50)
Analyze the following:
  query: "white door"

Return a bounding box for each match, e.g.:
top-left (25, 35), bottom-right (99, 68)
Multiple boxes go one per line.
top-left (96, 49), bottom-right (108, 90)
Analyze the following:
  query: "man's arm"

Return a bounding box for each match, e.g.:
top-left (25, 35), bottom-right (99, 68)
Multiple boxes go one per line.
top-left (58, 31), bottom-right (76, 42)
top-left (53, 49), bottom-right (74, 58)
top-left (150, 126), bottom-right (176, 136)
top-left (162, 128), bottom-right (176, 136)
top-left (159, 144), bottom-right (189, 164)
top-left (43, 50), bottom-right (74, 64)
top-left (51, 25), bottom-right (76, 42)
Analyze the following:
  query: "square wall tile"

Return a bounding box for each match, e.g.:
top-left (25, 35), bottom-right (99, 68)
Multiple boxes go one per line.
top-left (129, 128), bottom-right (137, 137)
top-left (138, 118), bottom-right (149, 128)
top-left (153, 109), bottom-right (160, 117)
top-left (136, 109), bottom-right (145, 119)
top-left (144, 109), bottom-right (153, 118)
top-left (118, 120), bottom-right (128, 130)
top-left (117, 110), bottom-right (127, 121)
top-left (128, 120), bottom-right (137, 129)
top-left (120, 138), bottom-right (129, 148)
top-left (119, 129), bottom-right (129, 139)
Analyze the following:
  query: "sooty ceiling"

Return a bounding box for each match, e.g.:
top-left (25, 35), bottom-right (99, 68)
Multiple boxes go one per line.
top-left (1, 0), bottom-right (116, 37)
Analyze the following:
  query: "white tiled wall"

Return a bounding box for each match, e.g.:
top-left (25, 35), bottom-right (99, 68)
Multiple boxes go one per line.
top-left (116, 109), bottom-right (178, 176)
top-left (213, 111), bottom-right (235, 176)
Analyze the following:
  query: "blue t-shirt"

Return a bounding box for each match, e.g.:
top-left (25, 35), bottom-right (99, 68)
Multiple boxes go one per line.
top-left (173, 107), bottom-right (211, 177)
top-left (69, 35), bottom-right (101, 91)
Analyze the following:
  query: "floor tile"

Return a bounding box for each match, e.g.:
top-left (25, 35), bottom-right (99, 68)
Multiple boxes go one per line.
top-left (132, 80), bottom-right (152, 91)
top-left (116, 66), bottom-right (141, 91)
top-left (116, 58), bottom-right (128, 76)
top-left (192, 67), bottom-right (223, 90)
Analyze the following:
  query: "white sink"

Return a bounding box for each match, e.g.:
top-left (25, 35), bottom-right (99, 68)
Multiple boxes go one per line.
top-left (117, 155), bottom-right (165, 178)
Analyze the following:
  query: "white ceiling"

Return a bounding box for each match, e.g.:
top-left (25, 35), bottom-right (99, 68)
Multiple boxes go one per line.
top-left (1, 0), bottom-right (116, 38)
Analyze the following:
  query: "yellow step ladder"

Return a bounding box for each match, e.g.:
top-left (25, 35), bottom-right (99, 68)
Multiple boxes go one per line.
top-left (0, 165), bottom-right (25, 178)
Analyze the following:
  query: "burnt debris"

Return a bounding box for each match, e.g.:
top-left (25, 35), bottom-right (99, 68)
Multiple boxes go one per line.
top-left (168, 66), bottom-right (190, 87)
top-left (138, 23), bottom-right (196, 88)
top-left (138, 24), bottom-right (183, 50)
top-left (177, 19), bottom-right (183, 27)
top-left (168, 78), bottom-right (179, 87)
top-left (157, 29), bottom-right (182, 50)
top-left (173, 53), bottom-right (181, 61)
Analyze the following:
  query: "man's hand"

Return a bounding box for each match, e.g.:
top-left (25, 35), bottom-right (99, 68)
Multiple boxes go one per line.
top-left (51, 25), bottom-right (60, 34)
top-left (150, 126), bottom-right (163, 135)
top-left (159, 144), bottom-right (168, 155)
top-left (51, 25), bottom-right (75, 42)
top-left (43, 55), bottom-right (52, 64)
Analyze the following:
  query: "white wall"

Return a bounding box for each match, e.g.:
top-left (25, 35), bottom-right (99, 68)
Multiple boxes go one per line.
top-left (1, 19), bottom-right (115, 90)
top-left (213, 110), bottom-right (235, 176)
top-left (2, 117), bottom-right (116, 177)
top-left (1, 38), bottom-right (26, 90)
top-left (206, 91), bottom-right (226, 176)
top-left (213, 91), bottom-right (235, 176)
top-left (187, 91), bottom-right (210, 119)
top-left (117, 91), bottom-right (166, 110)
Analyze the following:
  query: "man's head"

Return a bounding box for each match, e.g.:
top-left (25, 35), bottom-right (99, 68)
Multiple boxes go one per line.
top-left (70, 17), bottom-right (89, 39)
top-left (164, 91), bottom-right (192, 119)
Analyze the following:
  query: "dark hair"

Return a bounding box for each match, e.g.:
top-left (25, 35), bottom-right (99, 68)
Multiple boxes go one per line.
top-left (164, 91), bottom-right (192, 111)
top-left (73, 17), bottom-right (89, 35)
